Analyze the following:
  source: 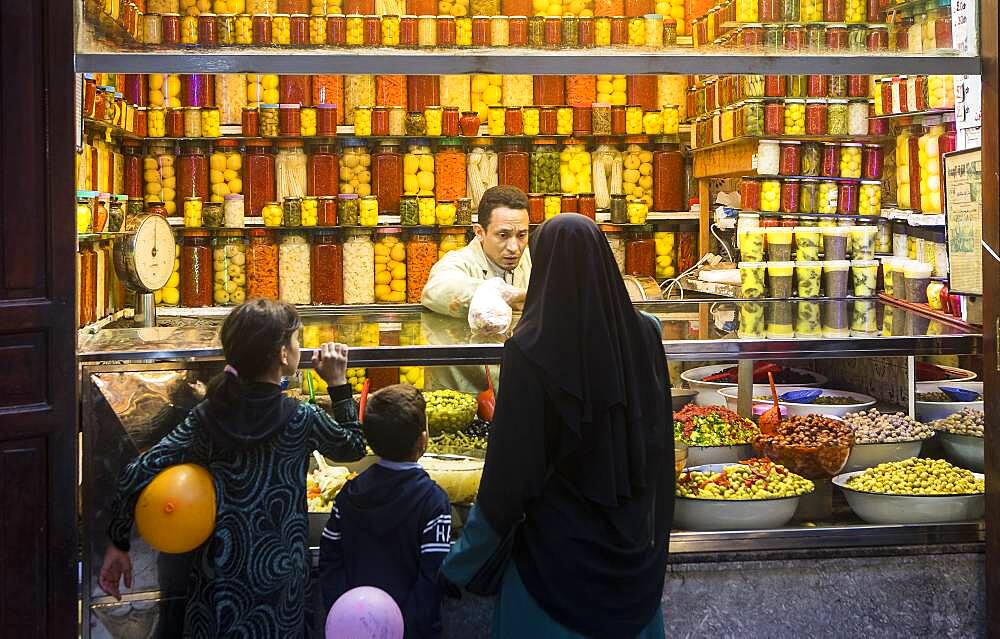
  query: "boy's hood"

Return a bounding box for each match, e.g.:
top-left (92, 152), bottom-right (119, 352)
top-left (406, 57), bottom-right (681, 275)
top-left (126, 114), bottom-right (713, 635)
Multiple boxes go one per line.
top-left (338, 463), bottom-right (438, 534)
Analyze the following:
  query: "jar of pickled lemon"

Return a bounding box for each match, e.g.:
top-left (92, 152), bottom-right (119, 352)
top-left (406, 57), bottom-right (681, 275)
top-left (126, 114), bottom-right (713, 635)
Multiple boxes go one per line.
top-left (375, 227), bottom-right (407, 303)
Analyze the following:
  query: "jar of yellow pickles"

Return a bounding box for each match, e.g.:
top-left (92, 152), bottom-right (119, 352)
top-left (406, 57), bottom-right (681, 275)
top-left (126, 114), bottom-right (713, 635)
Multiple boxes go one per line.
top-left (374, 227), bottom-right (406, 303)
top-left (360, 194), bottom-right (379, 226)
top-left (354, 105), bottom-right (373, 136)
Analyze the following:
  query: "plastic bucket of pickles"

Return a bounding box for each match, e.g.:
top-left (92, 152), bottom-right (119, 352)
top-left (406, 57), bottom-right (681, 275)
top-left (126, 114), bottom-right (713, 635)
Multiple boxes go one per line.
top-left (833, 458), bottom-right (984, 525)
top-left (738, 262), bottom-right (766, 338)
top-left (675, 459), bottom-right (815, 531)
top-left (850, 259), bottom-right (879, 297)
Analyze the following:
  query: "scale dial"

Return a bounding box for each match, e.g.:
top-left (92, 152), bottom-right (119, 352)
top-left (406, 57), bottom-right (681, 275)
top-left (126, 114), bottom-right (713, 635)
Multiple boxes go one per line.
top-left (115, 215), bottom-right (176, 293)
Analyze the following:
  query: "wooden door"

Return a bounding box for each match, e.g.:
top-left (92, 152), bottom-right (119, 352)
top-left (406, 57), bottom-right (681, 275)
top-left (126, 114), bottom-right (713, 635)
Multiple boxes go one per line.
top-left (0, 1), bottom-right (77, 637)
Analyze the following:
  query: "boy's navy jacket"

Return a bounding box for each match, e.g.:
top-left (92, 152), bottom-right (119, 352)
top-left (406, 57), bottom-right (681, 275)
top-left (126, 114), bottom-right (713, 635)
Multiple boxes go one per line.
top-left (320, 460), bottom-right (451, 639)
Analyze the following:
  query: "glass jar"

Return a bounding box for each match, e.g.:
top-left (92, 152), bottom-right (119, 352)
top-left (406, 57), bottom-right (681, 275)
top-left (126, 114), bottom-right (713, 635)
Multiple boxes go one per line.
top-left (820, 142), bottom-right (839, 177)
top-left (306, 143), bottom-right (339, 199)
top-left (837, 180), bottom-right (858, 214)
top-left (208, 140), bottom-right (242, 205)
top-left (223, 194), bottom-right (245, 228)
top-left (339, 193), bottom-right (360, 225)
top-left (839, 142), bottom-right (862, 179)
top-left (243, 140), bottom-right (275, 217)
top-left (827, 99), bottom-right (848, 135)
top-left (443, 107), bottom-right (461, 137)
top-left (846, 99), bottom-right (868, 136)
top-left (339, 140), bottom-right (371, 197)
top-left (374, 228), bottom-right (406, 303)
top-left (804, 99), bottom-right (826, 136)
top-left (625, 227), bottom-right (655, 276)
top-left (784, 99), bottom-right (805, 135)
top-left (798, 178), bottom-right (819, 214)
top-left (621, 143), bottom-right (652, 207)
top-left (308, 229), bottom-right (344, 305)
top-left (497, 141), bottom-right (529, 194)
top-left (653, 146), bottom-right (685, 212)
top-left (371, 142), bottom-right (403, 214)
top-left (245, 229), bottom-right (279, 300)
top-left (757, 139), bottom-right (780, 176)
top-left (764, 100), bottom-right (783, 136)
top-left (406, 229), bottom-right (438, 303)
top-left (277, 231), bottom-right (310, 305)
top-left (283, 197), bottom-right (303, 227)
top-left (403, 141), bottom-right (434, 198)
top-left (275, 140), bottom-right (307, 201)
top-left (760, 178), bottom-right (781, 212)
top-left (858, 180), bottom-right (881, 216)
top-left (360, 195), bottom-right (379, 226)
top-left (418, 195), bottom-right (436, 225)
top-left (780, 178), bottom-right (799, 213)
top-left (180, 230), bottom-right (213, 307)
top-left (560, 141), bottom-right (592, 195)
top-left (862, 144), bottom-right (883, 180)
top-left (260, 103), bottom-right (280, 136)
top-left (184, 196), bottom-right (204, 228)
top-left (434, 140), bottom-right (467, 202)
top-left (438, 227), bottom-right (468, 259)
top-left (530, 140), bottom-right (561, 194)
top-left (800, 142), bottom-right (820, 177)
top-left (779, 141), bottom-right (801, 176)
top-left (817, 179), bottom-right (838, 214)
top-left (177, 141), bottom-right (210, 203)
top-left (211, 231), bottom-right (246, 306)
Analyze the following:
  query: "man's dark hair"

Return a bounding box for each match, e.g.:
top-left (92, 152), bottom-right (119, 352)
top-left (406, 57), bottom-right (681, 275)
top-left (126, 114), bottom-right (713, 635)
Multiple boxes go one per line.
top-left (362, 384), bottom-right (427, 462)
top-left (477, 185), bottom-right (529, 229)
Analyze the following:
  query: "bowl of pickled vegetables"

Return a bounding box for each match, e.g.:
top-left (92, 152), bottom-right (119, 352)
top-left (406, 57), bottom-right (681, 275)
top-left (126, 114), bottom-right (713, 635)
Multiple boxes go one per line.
top-left (914, 381), bottom-right (984, 423)
top-left (719, 385), bottom-right (877, 418)
top-left (674, 459), bottom-right (814, 531)
top-left (833, 458), bottom-right (984, 524)
top-left (673, 405), bottom-right (760, 467)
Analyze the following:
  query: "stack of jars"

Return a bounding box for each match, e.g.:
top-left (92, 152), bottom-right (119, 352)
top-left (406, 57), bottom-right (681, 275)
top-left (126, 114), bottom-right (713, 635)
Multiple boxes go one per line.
top-left (136, 12), bottom-right (690, 51)
top-left (873, 75), bottom-right (956, 116)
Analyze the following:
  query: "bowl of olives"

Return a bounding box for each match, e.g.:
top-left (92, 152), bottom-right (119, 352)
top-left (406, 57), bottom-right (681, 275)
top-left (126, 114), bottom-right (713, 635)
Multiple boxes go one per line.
top-left (833, 458), bottom-right (984, 524)
top-left (719, 385), bottom-right (876, 418)
top-left (674, 460), bottom-right (815, 531)
top-left (932, 408), bottom-right (985, 472)
top-left (914, 381), bottom-right (983, 423)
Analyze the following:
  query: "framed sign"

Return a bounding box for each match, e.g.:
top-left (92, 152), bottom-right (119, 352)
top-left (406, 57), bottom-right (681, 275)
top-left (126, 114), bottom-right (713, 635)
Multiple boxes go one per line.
top-left (943, 147), bottom-right (983, 296)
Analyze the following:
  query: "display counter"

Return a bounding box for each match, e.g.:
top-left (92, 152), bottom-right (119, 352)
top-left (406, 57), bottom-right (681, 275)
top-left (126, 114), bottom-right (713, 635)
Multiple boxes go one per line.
top-left (79, 299), bottom-right (984, 638)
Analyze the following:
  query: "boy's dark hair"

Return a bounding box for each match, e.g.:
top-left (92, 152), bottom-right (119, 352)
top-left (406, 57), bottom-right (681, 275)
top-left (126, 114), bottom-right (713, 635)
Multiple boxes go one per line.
top-left (205, 299), bottom-right (302, 416)
top-left (477, 185), bottom-right (529, 229)
top-left (363, 384), bottom-right (427, 462)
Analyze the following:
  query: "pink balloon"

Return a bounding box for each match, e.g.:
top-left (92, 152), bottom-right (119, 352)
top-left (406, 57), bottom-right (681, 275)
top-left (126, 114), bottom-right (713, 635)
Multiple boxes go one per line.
top-left (326, 586), bottom-right (405, 639)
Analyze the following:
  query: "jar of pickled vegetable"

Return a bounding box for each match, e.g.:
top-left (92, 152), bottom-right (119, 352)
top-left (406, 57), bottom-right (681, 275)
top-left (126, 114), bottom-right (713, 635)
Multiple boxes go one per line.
top-left (497, 141), bottom-right (529, 194)
top-left (741, 99), bottom-right (764, 136)
top-left (779, 141), bottom-right (801, 176)
top-left (438, 226), bottom-right (468, 259)
top-left (530, 139), bottom-right (561, 194)
top-left (625, 226), bottom-right (655, 276)
top-left (406, 229), bottom-right (437, 303)
top-left (181, 229), bottom-right (213, 307)
top-left (760, 178), bottom-right (780, 212)
top-left (305, 143), bottom-right (339, 199)
top-left (779, 178), bottom-right (799, 213)
top-left (275, 140), bottom-right (307, 202)
top-left (740, 178), bottom-right (761, 210)
top-left (373, 228), bottom-right (406, 303)
top-left (820, 142), bottom-right (839, 177)
top-left (764, 100), bottom-right (783, 136)
top-left (436, 140), bottom-right (468, 201)
top-left (653, 146), bottom-right (685, 212)
top-left (339, 193), bottom-right (360, 225)
top-left (826, 99), bottom-right (848, 135)
top-left (283, 197), bottom-right (303, 227)
top-left (277, 231), bottom-right (310, 305)
top-left (804, 99), bottom-right (826, 136)
top-left (339, 139), bottom-right (371, 197)
top-left (838, 193), bottom-right (867, 231)
top-left (800, 142), bottom-right (820, 177)
top-left (797, 178), bottom-right (818, 214)
top-left (371, 141), bottom-right (403, 214)
top-left (783, 99), bottom-right (805, 135)
top-left (243, 141), bottom-right (275, 218)
top-left (399, 195), bottom-right (419, 226)
top-left (360, 195), bottom-right (379, 226)
top-left (212, 230), bottom-right (246, 306)
top-left (839, 142), bottom-right (862, 178)
top-left (178, 141), bottom-right (210, 203)
top-left (858, 180), bottom-right (881, 216)
top-left (244, 229), bottom-right (278, 300)
top-left (310, 229), bottom-right (344, 305)
top-left (862, 144), bottom-right (883, 180)
top-left (260, 104), bottom-right (280, 136)
top-left (209, 140), bottom-right (243, 205)
top-left (560, 141), bottom-right (592, 195)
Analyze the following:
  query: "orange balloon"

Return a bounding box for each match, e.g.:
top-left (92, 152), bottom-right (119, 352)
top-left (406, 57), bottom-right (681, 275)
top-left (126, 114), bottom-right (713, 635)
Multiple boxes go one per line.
top-left (135, 464), bottom-right (216, 554)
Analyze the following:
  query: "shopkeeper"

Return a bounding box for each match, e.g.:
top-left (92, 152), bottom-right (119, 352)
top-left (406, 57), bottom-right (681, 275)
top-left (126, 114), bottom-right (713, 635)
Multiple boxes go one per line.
top-left (421, 185), bottom-right (532, 393)
top-left (421, 185), bottom-right (532, 317)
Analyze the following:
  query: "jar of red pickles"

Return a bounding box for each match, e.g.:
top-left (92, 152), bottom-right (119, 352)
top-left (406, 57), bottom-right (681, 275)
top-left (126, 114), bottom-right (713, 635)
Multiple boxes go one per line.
top-left (779, 141), bottom-right (801, 176)
top-left (820, 143), bottom-right (839, 177)
top-left (497, 141), bottom-right (529, 194)
top-left (122, 139), bottom-right (144, 199)
top-left (527, 193), bottom-right (544, 223)
top-left (435, 140), bottom-right (467, 201)
top-left (245, 140), bottom-right (276, 216)
top-left (318, 195), bottom-right (338, 225)
top-left (825, 23), bottom-right (847, 48)
top-left (805, 99), bottom-right (827, 135)
top-left (764, 75), bottom-right (786, 98)
top-left (625, 226), bottom-right (655, 277)
top-left (740, 177), bottom-right (761, 210)
top-left (311, 229), bottom-right (344, 304)
top-left (178, 141), bottom-right (210, 202)
top-left (180, 229), bottom-right (213, 307)
top-left (837, 180), bottom-right (858, 214)
top-left (862, 144), bottom-right (883, 180)
top-left (308, 143), bottom-right (340, 197)
top-left (372, 141), bottom-right (403, 213)
top-left (763, 100), bottom-right (783, 135)
top-left (807, 75), bottom-right (828, 98)
top-left (780, 178), bottom-right (799, 213)
top-left (653, 145), bottom-right (685, 212)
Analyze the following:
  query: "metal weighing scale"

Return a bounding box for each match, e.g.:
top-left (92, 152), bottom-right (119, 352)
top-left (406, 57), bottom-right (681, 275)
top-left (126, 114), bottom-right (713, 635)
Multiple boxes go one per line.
top-left (112, 214), bottom-right (176, 328)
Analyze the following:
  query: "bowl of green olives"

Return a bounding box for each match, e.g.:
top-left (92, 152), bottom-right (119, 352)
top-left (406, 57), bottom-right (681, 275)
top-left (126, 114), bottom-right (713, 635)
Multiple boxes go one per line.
top-left (719, 385), bottom-right (876, 418)
top-left (674, 460), bottom-right (815, 531)
top-left (914, 381), bottom-right (984, 423)
top-left (833, 458), bottom-right (985, 524)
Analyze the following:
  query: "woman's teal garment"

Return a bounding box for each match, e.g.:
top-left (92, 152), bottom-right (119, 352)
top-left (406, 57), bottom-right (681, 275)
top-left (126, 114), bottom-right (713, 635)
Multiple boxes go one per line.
top-left (444, 504), bottom-right (666, 639)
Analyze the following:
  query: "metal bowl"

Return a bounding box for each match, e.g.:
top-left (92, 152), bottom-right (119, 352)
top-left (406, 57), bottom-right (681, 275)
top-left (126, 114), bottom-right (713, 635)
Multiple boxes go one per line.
top-left (833, 470), bottom-right (984, 524)
top-left (681, 364), bottom-right (826, 407)
top-left (686, 444), bottom-right (755, 467)
top-left (914, 382), bottom-right (984, 423)
top-left (841, 440), bottom-right (926, 473)
top-left (938, 431), bottom-right (984, 472)
top-left (718, 385), bottom-right (876, 418)
top-left (674, 464), bottom-right (811, 531)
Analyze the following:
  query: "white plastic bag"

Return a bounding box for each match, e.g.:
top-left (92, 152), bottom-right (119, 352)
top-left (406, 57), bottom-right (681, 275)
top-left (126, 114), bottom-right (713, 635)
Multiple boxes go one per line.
top-left (468, 278), bottom-right (515, 335)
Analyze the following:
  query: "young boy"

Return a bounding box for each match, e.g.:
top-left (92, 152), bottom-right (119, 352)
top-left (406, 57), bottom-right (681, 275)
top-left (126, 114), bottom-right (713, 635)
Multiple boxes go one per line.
top-left (319, 384), bottom-right (451, 639)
